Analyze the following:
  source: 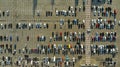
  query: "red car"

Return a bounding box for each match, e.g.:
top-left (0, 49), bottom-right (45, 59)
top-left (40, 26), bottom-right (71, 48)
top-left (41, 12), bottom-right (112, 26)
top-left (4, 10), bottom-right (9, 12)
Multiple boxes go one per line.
top-left (27, 36), bottom-right (29, 41)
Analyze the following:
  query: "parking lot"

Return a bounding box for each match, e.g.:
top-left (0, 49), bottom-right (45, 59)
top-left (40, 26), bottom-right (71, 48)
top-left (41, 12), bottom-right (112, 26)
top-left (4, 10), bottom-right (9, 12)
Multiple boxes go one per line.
top-left (0, 0), bottom-right (120, 67)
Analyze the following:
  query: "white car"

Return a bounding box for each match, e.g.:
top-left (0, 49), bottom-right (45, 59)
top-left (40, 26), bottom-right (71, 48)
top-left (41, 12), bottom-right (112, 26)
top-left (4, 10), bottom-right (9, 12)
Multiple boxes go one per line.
top-left (6, 10), bottom-right (9, 16)
top-left (62, 10), bottom-right (66, 15)
top-left (71, 6), bottom-right (73, 10)
top-left (93, 5), bottom-right (96, 11)
top-left (118, 21), bottom-right (120, 26)
top-left (29, 23), bottom-right (31, 27)
top-left (36, 10), bottom-right (40, 16)
top-left (79, 6), bottom-right (82, 11)
top-left (93, 10), bottom-right (96, 16)
top-left (83, 20), bottom-right (85, 23)
top-left (0, 23), bottom-right (3, 29)
top-left (72, 10), bottom-right (75, 16)
top-left (64, 36), bottom-right (67, 41)
top-left (43, 23), bottom-right (46, 28)
top-left (56, 10), bottom-right (59, 16)
top-left (18, 23), bottom-right (21, 29)
top-left (68, 10), bottom-right (71, 16)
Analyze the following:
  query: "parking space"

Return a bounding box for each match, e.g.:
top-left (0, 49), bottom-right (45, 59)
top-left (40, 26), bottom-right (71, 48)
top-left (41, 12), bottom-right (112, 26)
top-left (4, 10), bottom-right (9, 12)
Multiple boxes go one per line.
top-left (0, 0), bottom-right (120, 67)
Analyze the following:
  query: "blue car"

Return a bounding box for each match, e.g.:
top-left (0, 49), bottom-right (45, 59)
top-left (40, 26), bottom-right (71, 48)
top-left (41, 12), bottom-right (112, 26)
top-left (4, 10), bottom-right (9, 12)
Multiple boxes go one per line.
top-left (10, 36), bottom-right (12, 42)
